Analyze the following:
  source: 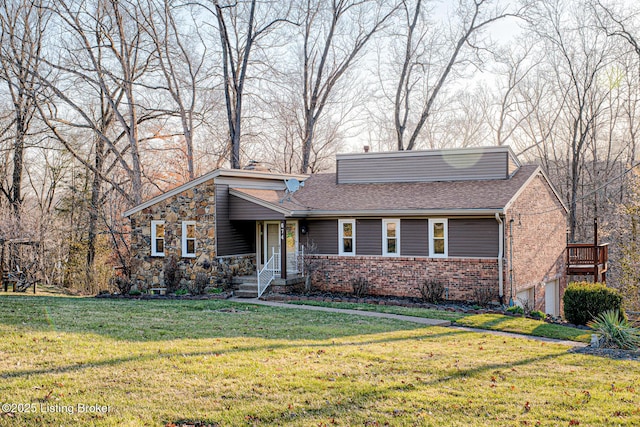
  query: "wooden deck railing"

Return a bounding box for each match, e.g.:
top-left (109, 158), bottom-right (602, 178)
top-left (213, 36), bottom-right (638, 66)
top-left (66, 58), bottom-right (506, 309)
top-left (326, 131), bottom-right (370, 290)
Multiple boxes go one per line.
top-left (567, 243), bottom-right (608, 266)
top-left (566, 243), bottom-right (609, 282)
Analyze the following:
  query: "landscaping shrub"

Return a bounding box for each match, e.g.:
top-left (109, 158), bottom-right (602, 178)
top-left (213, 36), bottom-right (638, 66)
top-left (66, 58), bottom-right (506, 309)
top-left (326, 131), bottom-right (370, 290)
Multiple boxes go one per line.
top-left (563, 281), bottom-right (625, 326)
top-left (530, 310), bottom-right (546, 320)
top-left (163, 255), bottom-right (181, 293)
top-left (351, 277), bottom-right (370, 297)
top-left (588, 310), bottom-right (640, 350)
top-left (417, 280), bottom-right (445, 303)
top-left (506, 305), bottom-right (524, 315)
top-left (472, 285), bottom-right (495, 307)
top-left (188, 272), bottom-right (210, 295)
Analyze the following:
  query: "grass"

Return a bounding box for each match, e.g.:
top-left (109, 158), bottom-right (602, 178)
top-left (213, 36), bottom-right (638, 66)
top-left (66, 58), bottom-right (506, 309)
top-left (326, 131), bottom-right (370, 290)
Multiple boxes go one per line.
top-left (285, 299), bottom-right (591, 342)
top-left (455, 314), bottom-right (592, 343)
top-left (0, 295), bottom-right (638, 426)
top-left (285, 299), bottom-right (468, 321)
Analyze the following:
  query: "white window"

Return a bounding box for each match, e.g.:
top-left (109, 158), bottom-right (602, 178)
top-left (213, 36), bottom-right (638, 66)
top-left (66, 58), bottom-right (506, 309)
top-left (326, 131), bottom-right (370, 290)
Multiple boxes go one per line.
top-left (182, 221), bottom-right (196, 258)
top-left (151, 220), bottom-right (165, 257)
top-left (382, 219), bottom-right (400, 256)
top-left (429, 218), bottom-right (448, 258)
top-left (338, 219), bottom-right (355, 255)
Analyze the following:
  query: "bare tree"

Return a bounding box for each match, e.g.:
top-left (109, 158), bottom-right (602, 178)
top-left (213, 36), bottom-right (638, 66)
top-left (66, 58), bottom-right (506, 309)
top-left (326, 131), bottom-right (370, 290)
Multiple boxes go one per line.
top-left (528, 0), bottom-right (614, 241)
top-left (0, 0), bottom-right (47, 222)
top-left (393, 0), bottom-right (522, 151)
top-left (490, 45), bottom-right (539, 147)
top-left (197, 0), bottom-right (292, 169)
top-left (142, 0), bottom-right (213, 180)
top-left (38, 0), bottom-right (164, 206)
top-left (298, 0), bottom-right (397, 173)
top-left (32, 0), bottom-right (170, 287)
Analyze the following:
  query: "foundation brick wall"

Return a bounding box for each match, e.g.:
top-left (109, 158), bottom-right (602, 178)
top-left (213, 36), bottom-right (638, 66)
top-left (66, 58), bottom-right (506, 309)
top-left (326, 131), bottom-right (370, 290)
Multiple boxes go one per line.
top-left (308, 255), bottom-right (501, 302)
top-left (129, 179), bottom-right (255, 290)
top-left (505, 173), bottom-right (567, 312)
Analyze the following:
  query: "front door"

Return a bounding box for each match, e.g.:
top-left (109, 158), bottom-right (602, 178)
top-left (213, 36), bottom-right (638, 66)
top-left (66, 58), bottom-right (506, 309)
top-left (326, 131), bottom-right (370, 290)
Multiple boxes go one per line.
top-left (259, 221), bottom-right (299, 274)
top-left (264, 222), bottom-right (280, 264)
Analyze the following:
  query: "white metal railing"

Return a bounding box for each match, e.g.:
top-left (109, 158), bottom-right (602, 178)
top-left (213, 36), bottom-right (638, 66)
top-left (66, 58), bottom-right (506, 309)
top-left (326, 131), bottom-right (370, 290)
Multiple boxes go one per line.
top-left (257, 245), bottom-right (306, 298)
top-left (257, 247), bottom-right (280, 298)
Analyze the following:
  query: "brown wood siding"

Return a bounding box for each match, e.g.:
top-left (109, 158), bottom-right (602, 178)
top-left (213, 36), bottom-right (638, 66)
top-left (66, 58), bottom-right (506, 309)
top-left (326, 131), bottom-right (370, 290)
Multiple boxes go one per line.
top-left (448, 218), bottom-right (499, 257)
top-left (337, 150), bottom-right (508, 184)
top-left (355, 219), bottom-right (382, 255)
top-left (216, 185), bottom-right (256, 256)
top-left (400, 219), bottom-right (428, 256)
top-left (229, 195), bottom-right (285, 220)
top-left (302, 219), bottom-right (338, 254)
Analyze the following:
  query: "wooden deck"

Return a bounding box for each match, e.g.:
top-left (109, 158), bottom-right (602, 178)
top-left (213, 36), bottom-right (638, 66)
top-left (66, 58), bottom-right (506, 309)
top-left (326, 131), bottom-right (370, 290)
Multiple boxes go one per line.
top-left (566, 243), bottom-right (609, 282)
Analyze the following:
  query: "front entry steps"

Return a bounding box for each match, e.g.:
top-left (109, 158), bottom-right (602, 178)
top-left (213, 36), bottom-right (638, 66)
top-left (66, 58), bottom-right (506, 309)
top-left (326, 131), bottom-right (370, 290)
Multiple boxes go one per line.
top-left (232, 274), bottom-right (306, 298)
top-left (232, 275), bottom-right (258, 298)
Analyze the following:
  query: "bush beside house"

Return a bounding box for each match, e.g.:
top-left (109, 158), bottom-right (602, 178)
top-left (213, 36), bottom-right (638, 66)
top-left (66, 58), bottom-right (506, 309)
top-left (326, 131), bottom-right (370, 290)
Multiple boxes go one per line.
top-left (563, 281), bottom-right (624, 325)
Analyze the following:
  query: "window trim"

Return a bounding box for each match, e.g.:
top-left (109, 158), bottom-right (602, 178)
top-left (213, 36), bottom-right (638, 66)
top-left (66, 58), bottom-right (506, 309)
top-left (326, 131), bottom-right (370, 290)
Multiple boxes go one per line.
top-left (382, 219), bottom-right (400, 257)
top-left (181, 220), bottom-right (197, 258)
top-left (428, 218), bottom-right (448, 258)
top-left (338, 219), bottom-right (356, 256)
top-left (151, 220), bottom-right (165, 257)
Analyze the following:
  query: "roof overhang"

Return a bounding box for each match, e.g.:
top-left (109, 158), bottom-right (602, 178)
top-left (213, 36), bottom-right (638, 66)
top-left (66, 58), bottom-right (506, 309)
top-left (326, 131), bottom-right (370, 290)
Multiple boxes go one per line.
top-left (503, 167), bottom-right (568, 213)
top-left (231, 187), bottom-right (506, 218)
top-left (228, 188), bottom-right (292, 216)
top-left (123, 168), bottom-right (308, 217)
top-left (288, 208), bottom-right (505, 218)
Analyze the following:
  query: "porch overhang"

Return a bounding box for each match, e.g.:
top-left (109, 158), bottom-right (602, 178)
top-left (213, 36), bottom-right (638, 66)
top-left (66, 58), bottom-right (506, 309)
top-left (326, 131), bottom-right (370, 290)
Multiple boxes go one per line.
top-left (228, 189), bottom-right (290, 220)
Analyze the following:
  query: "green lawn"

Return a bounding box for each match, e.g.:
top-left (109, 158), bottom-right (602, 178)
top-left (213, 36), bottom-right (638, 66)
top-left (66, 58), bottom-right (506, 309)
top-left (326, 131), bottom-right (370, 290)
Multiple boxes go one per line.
top-left (285, 299), bottom-right (468, 321)
top-left (285, 299), bottom-right (591, 342)
top-left (0, 296), bottom-right (638, 426)
top-left (455, 313), bottom-right (592, 343)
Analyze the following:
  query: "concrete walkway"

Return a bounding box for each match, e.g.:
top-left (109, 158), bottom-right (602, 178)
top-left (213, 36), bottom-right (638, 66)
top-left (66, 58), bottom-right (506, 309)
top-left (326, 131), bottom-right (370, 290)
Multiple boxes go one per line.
top-left (228, 297), bottom-right (450, 326)
top-left (228, 297), bottom-right (587, 347)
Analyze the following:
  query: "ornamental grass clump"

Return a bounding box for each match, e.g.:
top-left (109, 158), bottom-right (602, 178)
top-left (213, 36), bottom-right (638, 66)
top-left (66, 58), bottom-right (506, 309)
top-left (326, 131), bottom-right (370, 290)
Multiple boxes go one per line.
top-left (587, 309), bottom-right (640, 350)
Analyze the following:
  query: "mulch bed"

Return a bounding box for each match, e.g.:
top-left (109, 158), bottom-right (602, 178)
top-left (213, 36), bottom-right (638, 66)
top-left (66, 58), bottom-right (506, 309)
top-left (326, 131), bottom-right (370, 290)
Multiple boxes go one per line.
top-left (95, 291), bottom-right (233, 300)
top-left (569, 346), bottom-right (640, 361)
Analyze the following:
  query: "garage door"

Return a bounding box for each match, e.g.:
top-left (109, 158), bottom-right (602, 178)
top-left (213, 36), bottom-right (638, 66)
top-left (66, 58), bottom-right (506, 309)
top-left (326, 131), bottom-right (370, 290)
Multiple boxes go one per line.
top-left (545, 280), bottom-right (559, 316)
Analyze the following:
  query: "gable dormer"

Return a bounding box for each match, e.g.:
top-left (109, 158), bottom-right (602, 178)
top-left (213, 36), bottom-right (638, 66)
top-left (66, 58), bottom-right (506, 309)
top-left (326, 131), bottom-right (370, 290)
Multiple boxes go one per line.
top-left (336, 146), bottom-right (520, 184)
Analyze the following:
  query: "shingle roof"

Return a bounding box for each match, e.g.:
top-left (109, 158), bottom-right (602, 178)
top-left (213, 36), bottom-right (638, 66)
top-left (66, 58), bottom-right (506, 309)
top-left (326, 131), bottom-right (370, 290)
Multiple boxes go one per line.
top-left (231, 164), bottom-right (544, 216)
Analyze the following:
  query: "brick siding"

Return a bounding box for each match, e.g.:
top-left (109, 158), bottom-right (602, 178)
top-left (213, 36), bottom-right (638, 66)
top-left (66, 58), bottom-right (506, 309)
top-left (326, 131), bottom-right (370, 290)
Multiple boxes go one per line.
top-left (307, 255), bottom-right (501, 302)
top-left (505, 173), bottom-right (567, 312)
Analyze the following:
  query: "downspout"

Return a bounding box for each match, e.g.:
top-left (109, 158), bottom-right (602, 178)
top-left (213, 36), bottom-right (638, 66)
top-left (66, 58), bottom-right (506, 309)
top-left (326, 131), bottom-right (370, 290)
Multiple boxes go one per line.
top-left (509, 218), bottom-right (515, 307)
top-left (495, 213), bottom-right (504, 305)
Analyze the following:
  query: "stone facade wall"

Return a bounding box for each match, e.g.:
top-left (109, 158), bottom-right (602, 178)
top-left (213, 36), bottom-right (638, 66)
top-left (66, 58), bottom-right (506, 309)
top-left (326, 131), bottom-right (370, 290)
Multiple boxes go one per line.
top-left (308, 255), bottom-right (501, 302)
top-left (505, 173), bottom-right (567, 312)
top-left (129, 179), bottom-right (255, 290)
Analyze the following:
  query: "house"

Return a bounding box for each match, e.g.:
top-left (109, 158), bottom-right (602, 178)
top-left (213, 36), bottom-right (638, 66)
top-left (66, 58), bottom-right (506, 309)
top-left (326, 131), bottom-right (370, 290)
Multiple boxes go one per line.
top-left (123, 146), bottom-right (568, 315)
